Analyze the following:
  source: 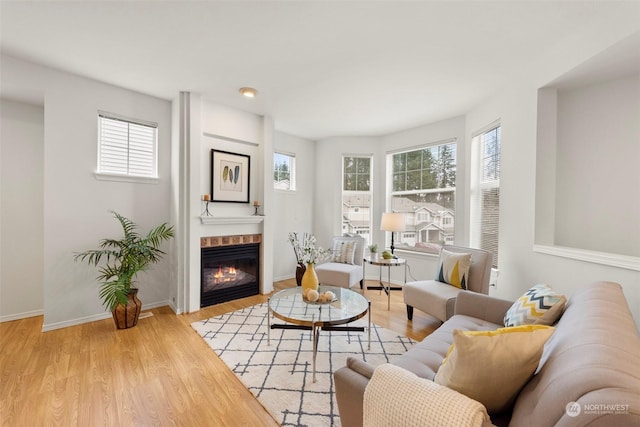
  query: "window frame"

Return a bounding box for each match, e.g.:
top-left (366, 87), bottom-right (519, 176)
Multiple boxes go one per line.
top-left (387, 139), bottom-right (457, 255)
top-left (95, 111), bottom-right (159, 184)
top-left (470, 121), bottom-right (501, 268)
top-left (273, 151), bottom-right (296, 191)
top-left (342, 155), bottom-right (373, 244)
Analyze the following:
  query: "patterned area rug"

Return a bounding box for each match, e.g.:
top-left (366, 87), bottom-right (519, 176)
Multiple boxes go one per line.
top-left (191, 302), bottom-right (415, 426)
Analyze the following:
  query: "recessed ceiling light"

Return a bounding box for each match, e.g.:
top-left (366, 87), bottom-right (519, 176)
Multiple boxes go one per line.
top-left (239, 87), bottom-right (257, 98)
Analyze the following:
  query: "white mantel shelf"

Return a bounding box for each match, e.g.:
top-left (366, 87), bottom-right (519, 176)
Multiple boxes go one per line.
top-left (200, 216), bottom-right (265, 225)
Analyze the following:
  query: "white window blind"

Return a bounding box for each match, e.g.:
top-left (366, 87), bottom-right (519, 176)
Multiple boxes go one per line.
top-left (98, 112), bottom-right (158, 178)
top-left (471, 125), bottom-right (501, 268)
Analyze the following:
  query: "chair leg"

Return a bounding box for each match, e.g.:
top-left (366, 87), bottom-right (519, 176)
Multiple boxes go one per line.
top-left (360, 279), bottom-right (364, 289)
top-left (406, 305), bottom-right (414, 320)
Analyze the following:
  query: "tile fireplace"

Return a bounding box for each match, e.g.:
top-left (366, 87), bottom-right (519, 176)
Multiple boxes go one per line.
top-left (200, 234), bottom-right (261, 308)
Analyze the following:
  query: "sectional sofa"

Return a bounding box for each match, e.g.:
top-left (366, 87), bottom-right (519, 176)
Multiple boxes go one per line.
top-left (334, 281), bottom-right (640, 426)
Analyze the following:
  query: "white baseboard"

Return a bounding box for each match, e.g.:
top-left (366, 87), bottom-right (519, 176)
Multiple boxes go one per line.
top-left (41, 299), bottom-right (172, 332)
top-left (274, 273), bottom-right (295, 282)
top-left (0, 309), bottom-right (44, 323)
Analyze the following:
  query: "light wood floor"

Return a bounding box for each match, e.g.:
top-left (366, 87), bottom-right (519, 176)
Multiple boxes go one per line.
top-left (0, 279), bottom-right (440, 426)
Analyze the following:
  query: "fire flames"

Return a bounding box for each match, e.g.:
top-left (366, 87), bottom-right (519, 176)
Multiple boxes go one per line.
top-left (212, 266), bottom-right (237, 284)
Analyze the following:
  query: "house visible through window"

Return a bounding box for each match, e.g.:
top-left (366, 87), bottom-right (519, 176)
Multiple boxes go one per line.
top-left (97, 112), bottom-right (158, 179)
top-left (471, 124), bottom-right (501, 268)
top-left (388, 140), bottom-right (457, 254)
top-left (274, 152), bottom-right (296, 190)
top-left (342, 156), bottom-right (372, 243)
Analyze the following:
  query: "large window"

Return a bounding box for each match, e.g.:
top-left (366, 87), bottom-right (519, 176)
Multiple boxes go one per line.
top-left (97, 112), bottom-right (157, 179)
top-left (389, 140), bottom-right (456, 254)
top-left (274, 152), bottom-right (296, 190)
top-left (471, 124), bottom-right (501, 268)
top-left (342, 156), bottom-right (372, 243)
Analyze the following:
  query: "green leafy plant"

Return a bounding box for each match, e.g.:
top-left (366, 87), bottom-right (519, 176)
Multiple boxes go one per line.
top-left (74, 211), bottom-right (174, 311)
top-left (368, 243), bottom-right (378, 253)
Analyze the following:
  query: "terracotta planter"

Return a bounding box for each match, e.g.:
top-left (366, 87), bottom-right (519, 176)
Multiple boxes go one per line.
top-left (112, 288), bottom-right (142, 329)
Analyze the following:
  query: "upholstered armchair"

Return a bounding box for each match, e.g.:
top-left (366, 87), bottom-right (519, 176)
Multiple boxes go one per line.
top-left (404, 245), bottom-right (492, 322)
top-left (315, 236), bottom-right (365, 289)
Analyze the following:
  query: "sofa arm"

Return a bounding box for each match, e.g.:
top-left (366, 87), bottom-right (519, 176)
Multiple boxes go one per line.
top-left (454, 291), bottom-right (513, 326)
top-left (334, 357), bottom-right (375, 427)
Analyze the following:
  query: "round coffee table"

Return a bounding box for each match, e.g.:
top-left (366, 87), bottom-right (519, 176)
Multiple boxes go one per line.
top-left (267, 285), bottom-right (370, 382)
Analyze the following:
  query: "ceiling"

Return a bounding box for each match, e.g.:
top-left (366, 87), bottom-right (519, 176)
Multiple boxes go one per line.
top-left (1, 1), bottom-right (638, 140)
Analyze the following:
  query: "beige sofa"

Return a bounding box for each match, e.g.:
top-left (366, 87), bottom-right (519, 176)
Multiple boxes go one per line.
top-left (334, 281), bottom-right (640, 426)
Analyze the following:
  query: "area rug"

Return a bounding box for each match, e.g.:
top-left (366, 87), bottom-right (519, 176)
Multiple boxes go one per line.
top-left (191, 302), bottom-right (415, 426)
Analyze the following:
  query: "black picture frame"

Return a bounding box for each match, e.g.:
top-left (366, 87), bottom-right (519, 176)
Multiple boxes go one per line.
top-left (210, 149), bottom-right (250, 203)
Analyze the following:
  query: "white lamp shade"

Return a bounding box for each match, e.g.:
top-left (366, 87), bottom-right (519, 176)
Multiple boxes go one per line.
top-left (380, 212), bottom-right (406, 232)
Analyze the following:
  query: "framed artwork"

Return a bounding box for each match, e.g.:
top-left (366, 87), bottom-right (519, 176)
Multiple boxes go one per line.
top-left (210, 149), bottom-right (250, 203)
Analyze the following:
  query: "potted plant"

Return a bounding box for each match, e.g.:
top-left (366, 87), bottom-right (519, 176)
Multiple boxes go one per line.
top-left (74, 211), bottom-right (174, 329)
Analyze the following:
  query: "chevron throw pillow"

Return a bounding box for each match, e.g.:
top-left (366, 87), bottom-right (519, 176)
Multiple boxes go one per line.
top-left (504, 284), bottom-right (567, 327)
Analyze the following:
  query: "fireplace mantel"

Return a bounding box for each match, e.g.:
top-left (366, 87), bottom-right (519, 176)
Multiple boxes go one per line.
top-left (200, 216), bottom-right (264, 225)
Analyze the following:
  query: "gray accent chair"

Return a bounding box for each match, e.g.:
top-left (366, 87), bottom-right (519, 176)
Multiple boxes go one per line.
top-left (404, 245), bottom-right (492, 322)
top-left (315, 235), bottom-right (365, 289)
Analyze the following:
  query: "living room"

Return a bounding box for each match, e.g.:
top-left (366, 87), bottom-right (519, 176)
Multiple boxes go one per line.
top-left (1, 1), bottom-right (639, 425)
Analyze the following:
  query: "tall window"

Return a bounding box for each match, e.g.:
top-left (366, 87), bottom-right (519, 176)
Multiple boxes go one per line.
top-left (274, 152), bottom-right (296, 190)
top-left (389, 140), bottom-right (456, 254)
top-left (97, 112), bottom-right (158, 179)
top-left (342, 156), bottom-right (372, 243)
top-left (471, 124), bottom-right (501, 268)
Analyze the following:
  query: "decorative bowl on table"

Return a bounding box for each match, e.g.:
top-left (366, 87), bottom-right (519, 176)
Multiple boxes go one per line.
top-left (302, 289), bottom-right (337, 304)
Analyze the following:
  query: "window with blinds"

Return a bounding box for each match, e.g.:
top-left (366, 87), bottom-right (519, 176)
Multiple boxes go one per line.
top-left (97, 112), bottom-right (158, 179)
top-left (471, 124), bottom-right (501, 268)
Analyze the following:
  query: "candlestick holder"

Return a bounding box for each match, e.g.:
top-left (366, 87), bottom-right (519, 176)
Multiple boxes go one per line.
top-left (253, 205), bottom-right (260, 216)
top-left (202, 200), bottom-right (212, 216)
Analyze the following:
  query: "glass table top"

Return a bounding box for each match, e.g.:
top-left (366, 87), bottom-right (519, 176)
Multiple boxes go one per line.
top-left (268, 285), bottom-right (369, 327)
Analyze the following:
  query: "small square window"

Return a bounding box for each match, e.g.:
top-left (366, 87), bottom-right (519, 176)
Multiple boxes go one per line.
top-left (97, 111), bottom-right (158, 181)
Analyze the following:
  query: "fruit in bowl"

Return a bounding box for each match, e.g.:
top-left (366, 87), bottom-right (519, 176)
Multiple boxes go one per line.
top-left (306, 289), bottom-right (320, 302)
top-left (382, 250), bottom-right (393, 259)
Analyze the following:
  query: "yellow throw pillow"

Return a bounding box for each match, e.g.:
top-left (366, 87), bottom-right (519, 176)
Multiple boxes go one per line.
top-left (436, 249), bottom-right (471, 289)
top-left (434, 325), bottom-right (555, 414)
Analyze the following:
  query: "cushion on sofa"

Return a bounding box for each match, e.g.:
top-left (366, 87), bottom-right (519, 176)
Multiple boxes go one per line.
top-left (436, 249), bottom-right (471, 289)
top-left (434, 325), bottom-right (555, 414)
top-left (503, 284), bottom-right (566, 327)
top-left (394, 314), bottom-right (503, 380)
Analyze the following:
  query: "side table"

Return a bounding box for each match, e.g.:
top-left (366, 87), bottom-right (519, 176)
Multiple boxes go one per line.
top-left (363, 255), bottom-right (407, 310)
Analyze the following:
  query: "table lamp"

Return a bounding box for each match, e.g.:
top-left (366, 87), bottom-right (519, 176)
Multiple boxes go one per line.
top-left (380, 212), bottom-right (406, 254)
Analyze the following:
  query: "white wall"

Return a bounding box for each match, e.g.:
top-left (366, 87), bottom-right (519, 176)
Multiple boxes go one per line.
top-left (1, 55), bottom-right (173, 330)
top-left (272, 131), bottom-right (315, 281)
top-left (466, 32), bottom-right (640, 325)
top-left (555, 74), bottom-right (640, 256)
top-left (0, 99), bottom-right (44, 321)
